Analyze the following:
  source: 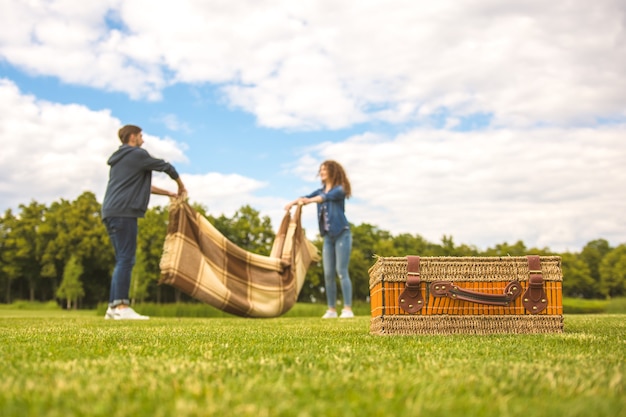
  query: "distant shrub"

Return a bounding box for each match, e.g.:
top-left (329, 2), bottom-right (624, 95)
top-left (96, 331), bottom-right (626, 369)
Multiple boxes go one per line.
top-left (563, 297), bottom-right (608, 314)
top-left (6, 300), bottom-right (61, 310)
top-left (605, 297), bottom-right (626, 314)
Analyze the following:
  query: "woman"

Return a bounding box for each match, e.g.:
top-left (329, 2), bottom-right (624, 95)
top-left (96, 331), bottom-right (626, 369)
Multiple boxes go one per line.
top-left (285, 160), bottom-right (354, 319)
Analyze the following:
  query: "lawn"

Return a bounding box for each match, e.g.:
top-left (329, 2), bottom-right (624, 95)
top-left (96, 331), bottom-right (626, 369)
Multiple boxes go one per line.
top-left (0, 310), bottom-right (624, 417)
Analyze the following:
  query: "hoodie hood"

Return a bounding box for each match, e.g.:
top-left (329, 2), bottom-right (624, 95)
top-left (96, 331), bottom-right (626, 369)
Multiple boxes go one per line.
top-left (107, 144), bottom-right (136, 166)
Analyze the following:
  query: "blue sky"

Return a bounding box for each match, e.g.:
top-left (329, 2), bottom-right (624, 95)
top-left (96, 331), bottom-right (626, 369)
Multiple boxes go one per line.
top-left (1, 0), bottom-right (625, 252)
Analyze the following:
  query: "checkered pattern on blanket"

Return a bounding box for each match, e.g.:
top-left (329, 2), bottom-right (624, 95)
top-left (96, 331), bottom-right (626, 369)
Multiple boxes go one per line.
top-left (159, 199), bottom-right (320, 317)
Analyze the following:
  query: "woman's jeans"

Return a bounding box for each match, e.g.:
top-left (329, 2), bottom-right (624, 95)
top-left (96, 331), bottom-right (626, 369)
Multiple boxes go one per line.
top-left (322, 229), bottom-right (353, 308)
top-left (103, 217), bottom-right (137, 308)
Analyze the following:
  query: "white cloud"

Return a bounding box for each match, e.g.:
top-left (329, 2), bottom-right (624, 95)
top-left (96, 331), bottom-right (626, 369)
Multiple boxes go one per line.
top-left (1, 0), bottom-right (624, 129)
top-left (0, 79), bottom-right (196, 210)
top-left (0, 78), bottom-right (276, 226)
top-left (1, 78), bottom-right (624, 252)
top-left (152, 171), bottom-right (267, 207)
top-left (151, 172), bottom-right (290, 233)
top-left (141, 135), bottom-right (188, 164)
top-left (0, 0), bottom-right (166, 100)
top-left (0, 78), bottom-right (116, 209)
top-left (290, 126), bottom-right (626, 252)
top-left (156, 114), bottom-right (192, 133)
top-left (1, 1), bottom-right (625, 254)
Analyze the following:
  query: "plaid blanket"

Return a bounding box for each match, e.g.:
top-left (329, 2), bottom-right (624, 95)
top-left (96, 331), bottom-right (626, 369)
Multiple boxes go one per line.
top-left (159, 198), bottom-right (320, 317)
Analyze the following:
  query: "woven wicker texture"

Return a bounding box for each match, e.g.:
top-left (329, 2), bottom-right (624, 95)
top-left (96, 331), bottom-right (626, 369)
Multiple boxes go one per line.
top-left (368, 256), bottom-right (564, 335)
top-left (371, 315), bottom-right (564, 335)
top-left (369, 256), bottom-right (562, 288)
top-left (371, 281), bottom-right (563, 316)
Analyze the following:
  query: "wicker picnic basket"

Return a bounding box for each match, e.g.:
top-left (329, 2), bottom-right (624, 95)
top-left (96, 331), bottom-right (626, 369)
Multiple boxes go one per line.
top-left (369, 255), bottom-right (563, 335)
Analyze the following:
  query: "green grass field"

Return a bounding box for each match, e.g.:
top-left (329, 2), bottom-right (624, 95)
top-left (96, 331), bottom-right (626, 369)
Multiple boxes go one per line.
top-left (0, 308), bottom-right (624, 417)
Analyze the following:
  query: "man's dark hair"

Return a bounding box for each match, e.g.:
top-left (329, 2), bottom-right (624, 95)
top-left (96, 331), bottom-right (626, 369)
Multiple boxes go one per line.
top-left (118, 125), bottom-right (142, 144)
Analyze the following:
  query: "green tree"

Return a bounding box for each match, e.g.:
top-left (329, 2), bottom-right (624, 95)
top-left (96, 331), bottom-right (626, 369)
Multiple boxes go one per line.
top-left (298, 237), bottom-right (324, 303)
top-left (3, 190), bottom-right (625, 306)
top-left (39, 199), bottom-right (71, 283)
top-left (347, 223), bottom-right (427, 302)
top-left (389, 233), bottom-right (423, 255)
top-left (212, 205), bottom-right (275, 255)
top-left (4, 202), bottom-right (48, 301)
top-left (561, 252), bottom-right (596, 298)
top-left (439, 234), bottom-right (457, 256)
top-left (136, 206), bottom-right (170, 303)
top-left (378, 231), bottom-right (419, 257)
top-left (580, 239), bottom-right (612, 298)
top-left (0, 210), bottom-right (19, 303)
top-left (352, 223), bottom-right (388, 258)
top-left (484, 240), bottom-right (529, 256)
top-left (351, 223), bottom-right (390, 301)
top-left (599, 244), bottom-right (626, 298)
top-left (56, 255), bottom-right (85, 309)
top-left (41, 193), bottom-right (112, 307)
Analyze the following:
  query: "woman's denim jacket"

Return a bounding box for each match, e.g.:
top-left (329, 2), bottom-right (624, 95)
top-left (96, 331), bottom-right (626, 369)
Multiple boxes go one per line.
top-left (305, 185), bottom-right (350, 238)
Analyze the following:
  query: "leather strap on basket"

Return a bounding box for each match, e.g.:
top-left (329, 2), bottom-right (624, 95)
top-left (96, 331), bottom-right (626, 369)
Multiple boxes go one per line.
top-left (398, 256), bottom-right (424, 314)
top-left (430, 280), bottom-right (522, 306)
top-left (523, 255), bottom-right (548, 314)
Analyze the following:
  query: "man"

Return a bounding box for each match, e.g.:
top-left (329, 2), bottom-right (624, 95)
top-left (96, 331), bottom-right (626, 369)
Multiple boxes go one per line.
top-left (101, 125), bottom-right (186, 320)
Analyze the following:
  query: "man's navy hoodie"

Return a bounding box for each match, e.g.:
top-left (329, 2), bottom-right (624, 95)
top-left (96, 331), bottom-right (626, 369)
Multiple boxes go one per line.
top-left (101, 144), bottom-right (179, 219)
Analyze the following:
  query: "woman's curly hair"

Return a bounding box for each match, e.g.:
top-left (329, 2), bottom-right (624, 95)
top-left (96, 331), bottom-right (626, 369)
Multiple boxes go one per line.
top-left (321, 160), bottom-right (352, 198)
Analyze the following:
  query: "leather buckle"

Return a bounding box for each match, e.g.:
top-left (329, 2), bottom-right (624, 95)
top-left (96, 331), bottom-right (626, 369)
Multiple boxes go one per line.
top-left (399, 256), bottom-right (424, 314)
top-left (523, 255), bottom-right (548, 314)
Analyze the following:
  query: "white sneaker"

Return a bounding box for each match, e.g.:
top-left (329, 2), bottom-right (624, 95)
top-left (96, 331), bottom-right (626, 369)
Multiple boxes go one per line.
top-left (321, 310), bottom-right (338, 319)
top-left (340, 309), bottom-right (355, 319)
top-left (113, 307), bottom-right (149, 320)
top-left (104, 307), bottom-right (115, 320)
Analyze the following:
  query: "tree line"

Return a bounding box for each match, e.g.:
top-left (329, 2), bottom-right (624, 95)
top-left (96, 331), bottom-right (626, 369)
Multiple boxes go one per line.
top-left (1, 191), bottom-right (624, 308)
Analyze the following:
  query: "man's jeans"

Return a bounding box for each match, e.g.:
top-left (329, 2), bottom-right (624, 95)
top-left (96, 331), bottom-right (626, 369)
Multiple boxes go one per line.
top-left (322, 229), bottom-right (353, 308)
top-left (103, 217), bottom-right (137, 307)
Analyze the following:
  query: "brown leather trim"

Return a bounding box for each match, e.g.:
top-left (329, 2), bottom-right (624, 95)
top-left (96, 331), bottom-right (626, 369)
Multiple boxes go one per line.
top-left (398, 256), bottom-right (424, 314)
top-left (523, 255), bottom-right (548, 314)
top-left (430, 280), bottom-right (522, 306)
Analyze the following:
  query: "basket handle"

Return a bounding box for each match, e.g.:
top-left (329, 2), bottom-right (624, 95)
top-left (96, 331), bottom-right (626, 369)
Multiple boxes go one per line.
top-left (430, 280), bottom-right (522, 306)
